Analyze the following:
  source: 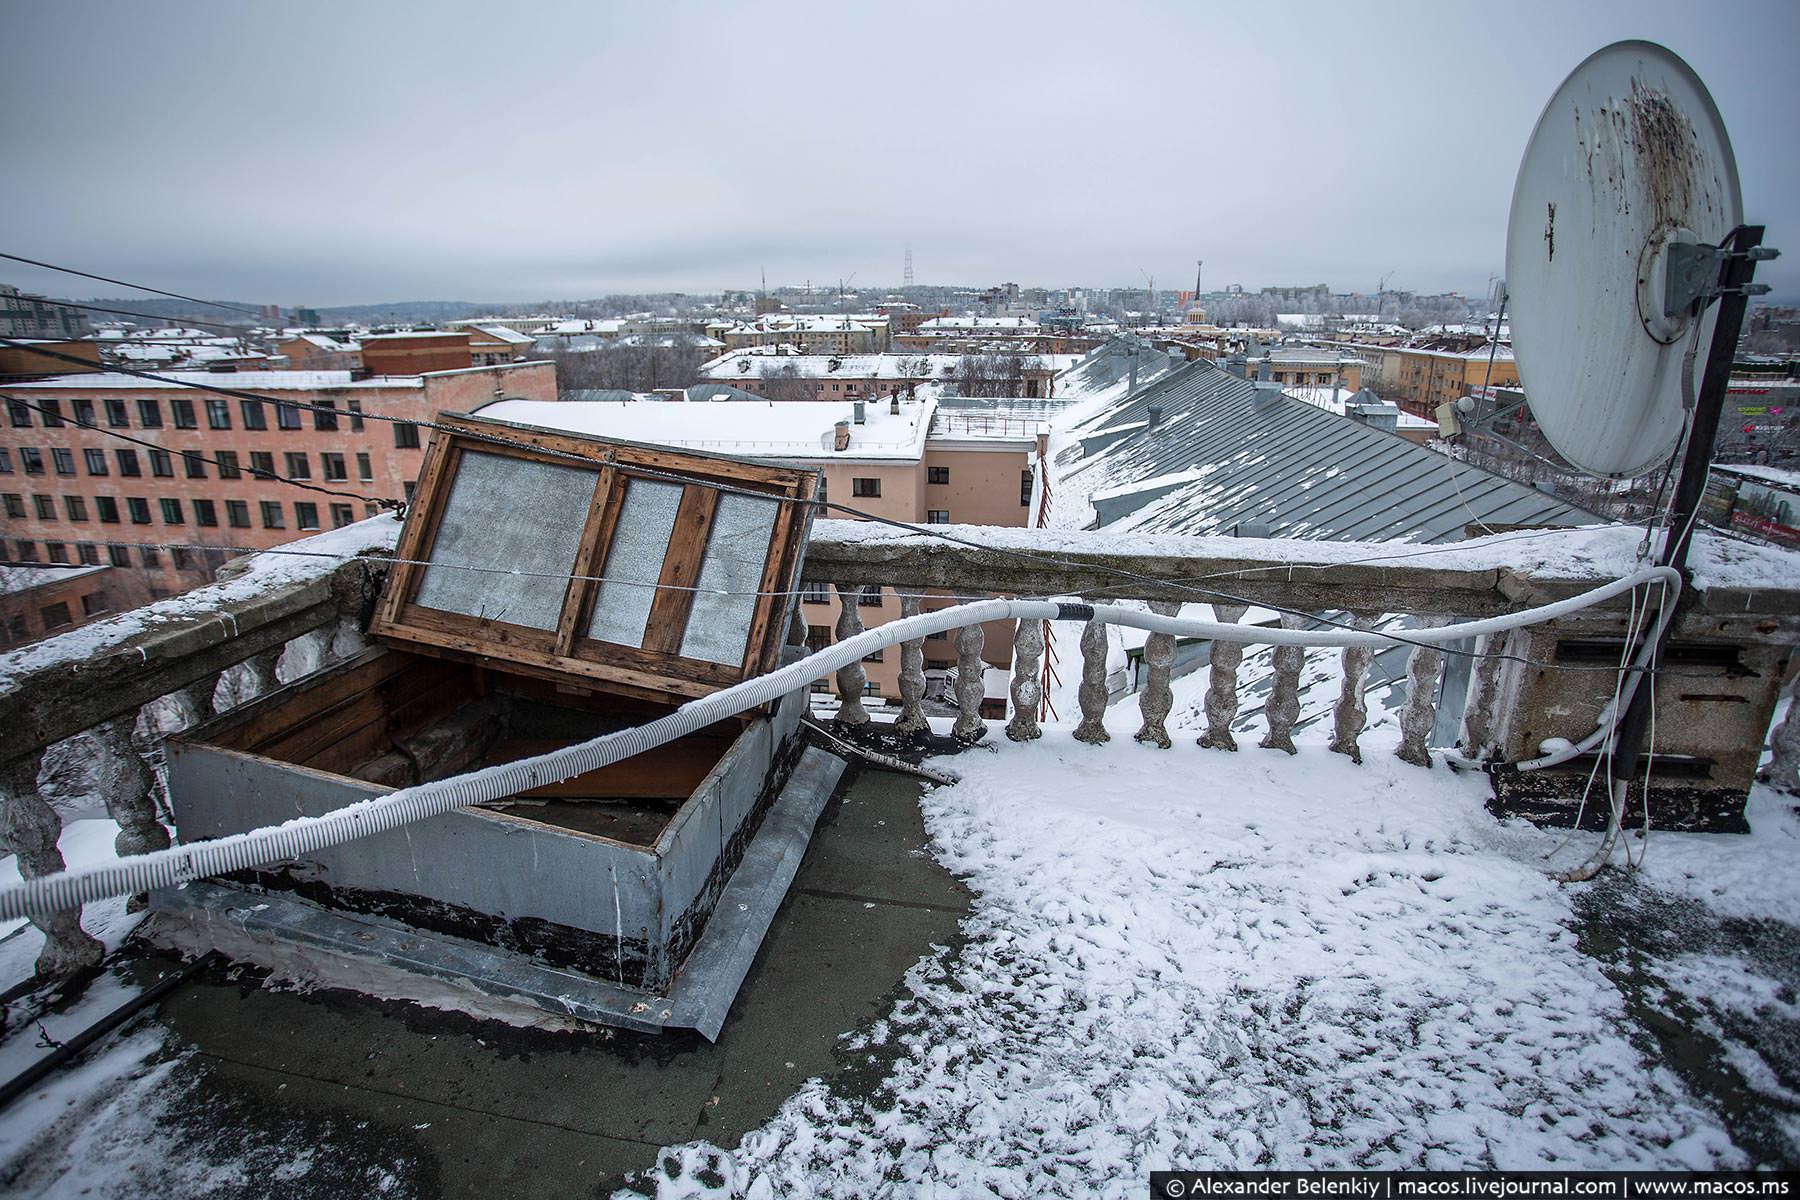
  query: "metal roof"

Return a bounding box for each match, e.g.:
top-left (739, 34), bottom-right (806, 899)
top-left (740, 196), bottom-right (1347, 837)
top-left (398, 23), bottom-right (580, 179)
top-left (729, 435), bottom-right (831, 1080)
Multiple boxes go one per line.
top-left (1059, 358), bottom-right (1594, 543)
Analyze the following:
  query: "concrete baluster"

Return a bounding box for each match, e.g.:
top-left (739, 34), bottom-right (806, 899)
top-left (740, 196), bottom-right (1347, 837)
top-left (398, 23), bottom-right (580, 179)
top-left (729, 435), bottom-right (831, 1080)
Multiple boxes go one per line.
top-left (833, 582), bottom-right (870, 726)
top-left (1005, 616), bottom-right (1045, 742)
top-left (1072, 614), bottom-right (1112, 745)
top-left (1198, 603), bottom-right (1248, 751)
top-left (1397, 617), bottom-right (1447, 768)
top-left (1328, 612), bottom-right (1380, 765)
top-left (952, 595), bottom-right (987, 743)
top-left (1260, 614), bottom-right (1306, 755)
top-left (1761, 675), bottom-right (1800, 794)
top-left (0, 753), bottom-right (103, 977)
top-left (894, 593), bottom-right (929, 736)
top-left (1460, 632), bottom-right (1507, 762)
top-left (213, 647), bottom-right (282, 712)
top-left (1134, 601), bottom-right (1180, 749)
top-left (276, 627), bottom-right (334, 685)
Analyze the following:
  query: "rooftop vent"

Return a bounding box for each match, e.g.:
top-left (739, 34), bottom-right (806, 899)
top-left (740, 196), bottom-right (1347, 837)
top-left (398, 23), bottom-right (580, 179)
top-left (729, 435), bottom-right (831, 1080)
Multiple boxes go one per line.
top-left (852, 401), bottom-right (866, 424)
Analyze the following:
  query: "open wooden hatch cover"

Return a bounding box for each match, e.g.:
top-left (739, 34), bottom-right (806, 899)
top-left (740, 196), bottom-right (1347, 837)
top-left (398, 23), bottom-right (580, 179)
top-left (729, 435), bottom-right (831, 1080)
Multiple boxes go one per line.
top-left (369, 414), bottom-right (820, 704)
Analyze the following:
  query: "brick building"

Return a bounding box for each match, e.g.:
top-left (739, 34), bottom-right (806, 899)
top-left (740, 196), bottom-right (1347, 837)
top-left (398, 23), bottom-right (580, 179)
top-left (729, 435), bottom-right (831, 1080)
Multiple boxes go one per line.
top-left (0, 362), bottom-right (556, 627)
top-left (359, 332), bottom-right (474, 375)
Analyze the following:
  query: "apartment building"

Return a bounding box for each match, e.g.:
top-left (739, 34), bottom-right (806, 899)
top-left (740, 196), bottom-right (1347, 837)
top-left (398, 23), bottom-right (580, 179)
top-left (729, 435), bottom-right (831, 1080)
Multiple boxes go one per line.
top-left (468, 393), bottom-right (1041, 703)
top-left (703, 314), bottom-right (892, 355)
top-left (1351, 343), bottom-right (1518, 418)
top-left (0, 362), bottom-right (556, 626)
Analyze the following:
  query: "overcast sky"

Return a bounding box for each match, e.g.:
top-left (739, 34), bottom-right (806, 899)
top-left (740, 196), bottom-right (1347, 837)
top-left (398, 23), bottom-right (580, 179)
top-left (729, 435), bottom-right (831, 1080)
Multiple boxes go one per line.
top-left (2, 0), bottom-right (1795, 307)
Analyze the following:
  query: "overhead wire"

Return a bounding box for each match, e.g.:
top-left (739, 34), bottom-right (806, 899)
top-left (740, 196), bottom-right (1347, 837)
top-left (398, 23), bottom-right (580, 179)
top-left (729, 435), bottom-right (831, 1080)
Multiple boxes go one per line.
top-left (0, 253), bottom-right (263, 317)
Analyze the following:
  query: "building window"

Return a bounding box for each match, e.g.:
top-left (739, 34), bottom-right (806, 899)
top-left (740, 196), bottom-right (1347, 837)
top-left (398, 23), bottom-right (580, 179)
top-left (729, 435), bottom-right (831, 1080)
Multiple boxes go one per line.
top-left (76, 542), bottom-right (99, 566)
top-left (862, 681), bottom-right (882, 697)
top-left (182, 450), bottom-right (207, 479)
top-left (249, 451), bottom-right (275, 479)
top-left (159, 498), bottom-right (184, 525)
top-left (862, 648), bottom-right (885, 663)
top-left (363, 503), bottom-right (381, 518)
top-left (215, 450), bottom-right (240, 480)
top-left (805, 624), bottom-right (831, 652)
top-left (240, 399), bottom-right (267, 430)
top-left (79, 589), bottom-right (108, 615)
top-left (63, 495), bottom-right (87, 522)
top-left (355, 451), bottom-right (373, 482)
top-left (51, 448), bottom-right (75, 476)
top-left (173, 547), bottom-right (192, 570)
top-left (39, 602), bottom-right (72, 631)
top-left (928, 466), bottom-right (950, 484)
top-left (226, 499), bottom-right (250, 528)
top-left (45, 541), bottom-right (68, 564)
top-left (0, 448), bottom-right (10, 474)
top-left (926, 630), bottom-right (948, 641)
top-left (83, 448), bottom-right (108, 475)
top-left (801, 582), bottom-right (828, 604)
top-left (139, 545), bottom-right (160, 566)
top-left (20, 448), bottom-right (43, 475)
top-left (38, 399), bottom-right (64, 428)
top-left (347, 400), bottom-right (365, 432)
top-left (857, 584), bottom-right (883, 607)
top-left (107, 544), bottom-right (131, 567)
top-left (104, 398), bottom-right (129, 428)
top-left (205, 398), bottom-right (232, 430)
top-left (149, 449), bottom-right (173, 477)
top-left (330, 502), bottom-right (355, 528)
top-left (284, 452), bottom-right (311, 480)
top-left (2, 493), bottom-right (24, 518)
top-left (321, 452), bottom-right (347, 482)
top-left (294, 502), bottom-right (319, 530)
top-left (394, 423), bottom-right (420, 449)
top-left (110, 449), bottom-right (139, 477)
top-left (127, 497), bottom-right (150, 524)
top-left (851, 477), bottom-right (880, 498)
top-left (276, 400), bottom-right (302, 430)
top-left (72, 400), bottom-right (95, 427)
top-left (193, 499), bottom-right (218, 527)
top-left (7, 399), bottom-right (31, 427)
top-left (1021, 469), bottom-right (1033, 507)
top-left (14, 540), bottom-right (38, 562)
top-left (137, 398), bottom-right (163, 428)
top-left (96, 496), bottom-right (119, 523)
top-left (171, 398), bottom-right (198, 429)
top-left (927, 510), bottom-right (949, 524)
top-left (313, 400), bottom-right (339, 431)
top-left (260, 500), bottom-right (285, 529)
top-left (33, 494), bottom-right (55, 520)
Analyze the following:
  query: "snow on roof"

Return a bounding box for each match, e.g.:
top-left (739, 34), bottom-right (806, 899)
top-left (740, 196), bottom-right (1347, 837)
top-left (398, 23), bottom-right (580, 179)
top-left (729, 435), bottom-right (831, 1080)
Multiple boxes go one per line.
top-left (0, 563), bottom-right (108, 595)
top-left (532, 318), bottom-right (624, 336)
top-left (471, 396), bottom-right (938, 461)
top-left (359, 330), bottom-right (467, 342)
top-left (470, 325), bottom-right (536, 345)
top-left (915, 316), bottom-right (1040, 331)
top-left (287, 332), bottom-right (360, 353)
top-left (1287, 385), bottom-right (1436, 429)
top-left (0, 370), bottom-right (424, 391)
top-left (1714, 462), bottom-right (1800, 491)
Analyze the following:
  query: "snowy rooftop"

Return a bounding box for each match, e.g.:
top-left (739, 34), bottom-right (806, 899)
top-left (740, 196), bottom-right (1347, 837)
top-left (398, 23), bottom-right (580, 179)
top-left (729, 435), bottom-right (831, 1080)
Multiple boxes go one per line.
top-left (0, 370), bottom-right (423, 391)
top-left (472, 395), bottom-right (939, 461)
top-left (698, 351), bottom-right (1076, 381)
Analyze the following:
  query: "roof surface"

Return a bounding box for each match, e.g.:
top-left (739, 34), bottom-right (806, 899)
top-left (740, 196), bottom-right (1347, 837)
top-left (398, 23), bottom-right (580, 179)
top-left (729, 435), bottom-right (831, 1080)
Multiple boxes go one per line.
top-left (1055, 358), bottom-right (1592, 542)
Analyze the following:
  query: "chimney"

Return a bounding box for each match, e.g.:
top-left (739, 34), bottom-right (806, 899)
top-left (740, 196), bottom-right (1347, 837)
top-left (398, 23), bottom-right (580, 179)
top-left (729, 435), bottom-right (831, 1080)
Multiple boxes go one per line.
top-left (1146, 404), bottom-right (1163, 426)
top-left (834, 420), bottom-right (851, 451)
top-left (853, 400), bottom-right (866, 424)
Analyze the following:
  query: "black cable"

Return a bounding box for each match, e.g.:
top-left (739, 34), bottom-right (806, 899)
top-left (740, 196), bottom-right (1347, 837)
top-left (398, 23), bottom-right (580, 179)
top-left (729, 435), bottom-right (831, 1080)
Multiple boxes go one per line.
top-left (0, 253), bottom-right (262, 317)
top-left (5, 296), bottom-right (254, 334)
top-left (1, 394), bottom-right (394, 509)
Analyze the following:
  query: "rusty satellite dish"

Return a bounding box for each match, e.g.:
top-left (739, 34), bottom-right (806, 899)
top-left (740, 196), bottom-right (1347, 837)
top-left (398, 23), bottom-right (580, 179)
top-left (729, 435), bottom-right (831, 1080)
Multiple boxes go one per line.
top-left (1505, 41), bottom-right (1742, 479)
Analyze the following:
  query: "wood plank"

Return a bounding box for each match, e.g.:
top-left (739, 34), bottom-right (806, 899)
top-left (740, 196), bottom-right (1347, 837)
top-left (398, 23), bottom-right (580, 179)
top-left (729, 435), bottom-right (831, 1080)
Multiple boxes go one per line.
top-left (212, 651), bottom-right (412, 752)
top-left (555, 466), bottom-right (618, 657)
top-left (642, 485), bottom-right (718, 655)
top-left (481, 737), bottom-right (733, 800)
top-left (380, 621), bottom-right (716, 701)
top-left (374, 438), bottom-right (460, 636)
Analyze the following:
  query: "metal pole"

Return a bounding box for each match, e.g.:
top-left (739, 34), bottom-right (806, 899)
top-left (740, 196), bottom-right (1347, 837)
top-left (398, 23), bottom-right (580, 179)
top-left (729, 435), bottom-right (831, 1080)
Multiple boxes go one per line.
top-left (1609, 225), bottom-right (1765, 791)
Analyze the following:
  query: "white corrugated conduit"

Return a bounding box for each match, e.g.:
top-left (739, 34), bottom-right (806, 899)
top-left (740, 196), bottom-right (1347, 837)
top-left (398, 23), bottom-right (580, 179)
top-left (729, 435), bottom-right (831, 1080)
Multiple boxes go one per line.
top-left (0, 565), bottom-right (1679, 921)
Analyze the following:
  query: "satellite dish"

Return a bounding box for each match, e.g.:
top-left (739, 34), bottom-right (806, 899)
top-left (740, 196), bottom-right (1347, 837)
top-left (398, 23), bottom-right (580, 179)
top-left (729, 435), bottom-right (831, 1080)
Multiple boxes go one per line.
top-left (1505, 41), bottom-right (1742, 478)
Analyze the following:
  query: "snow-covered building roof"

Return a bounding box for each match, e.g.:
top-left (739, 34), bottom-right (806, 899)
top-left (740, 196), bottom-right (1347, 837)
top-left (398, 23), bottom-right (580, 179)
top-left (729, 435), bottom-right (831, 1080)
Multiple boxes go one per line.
top-left (1053, 358), bottom-right (1591, 541)
top-left (3, 370), bottom-right (428, 391)
top-left (471, 396), bottom-right (939, 462)
top-left (913, 316), bottom-right (1041, 333)
top-left (699, 351), bottom-right (1069, 382)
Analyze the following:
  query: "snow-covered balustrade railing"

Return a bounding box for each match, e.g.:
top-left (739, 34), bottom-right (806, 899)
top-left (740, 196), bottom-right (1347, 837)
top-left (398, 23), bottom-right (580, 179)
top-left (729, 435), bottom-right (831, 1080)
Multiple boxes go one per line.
top-left (0, 520), bottom-right (399, 977)
top-left (800, 519), bottom-right (1800, 810)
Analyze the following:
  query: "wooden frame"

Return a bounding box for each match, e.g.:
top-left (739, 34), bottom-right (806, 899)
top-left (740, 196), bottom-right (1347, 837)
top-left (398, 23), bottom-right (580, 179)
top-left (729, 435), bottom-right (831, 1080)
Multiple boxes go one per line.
top-left (370, 414), bottom-right (819, 702)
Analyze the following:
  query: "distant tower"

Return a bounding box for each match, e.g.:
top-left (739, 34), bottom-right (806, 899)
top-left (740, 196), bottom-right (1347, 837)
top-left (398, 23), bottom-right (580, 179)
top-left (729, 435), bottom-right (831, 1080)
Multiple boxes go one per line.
top-left (903, 245), bottom-right (914, 288)
top-left (1194, 259), bottom-right (1203, 296)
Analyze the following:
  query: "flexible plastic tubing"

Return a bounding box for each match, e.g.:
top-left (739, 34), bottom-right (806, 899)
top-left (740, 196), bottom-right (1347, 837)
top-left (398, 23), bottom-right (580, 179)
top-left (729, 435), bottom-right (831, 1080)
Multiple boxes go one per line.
top-left (0, 565), bottom-right (1679, 921)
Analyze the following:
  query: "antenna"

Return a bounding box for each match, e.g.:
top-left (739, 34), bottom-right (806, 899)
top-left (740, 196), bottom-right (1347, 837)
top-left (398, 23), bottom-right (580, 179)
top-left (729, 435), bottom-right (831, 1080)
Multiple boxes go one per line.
top-left (904, 245), bottom-right (914, 289)
top-left (1503, 40), bottom-right (1779, 805)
